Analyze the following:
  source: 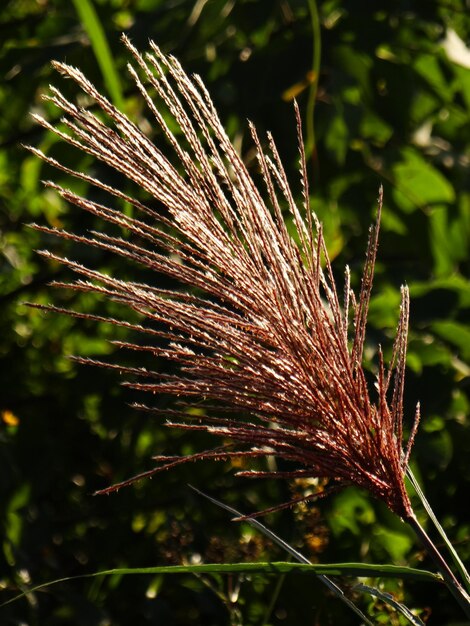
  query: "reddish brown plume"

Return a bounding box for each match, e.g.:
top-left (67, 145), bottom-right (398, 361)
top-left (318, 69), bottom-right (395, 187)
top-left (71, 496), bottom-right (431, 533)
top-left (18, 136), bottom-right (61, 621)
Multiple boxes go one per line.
top-left (29, 36), bottom-right (418, 520)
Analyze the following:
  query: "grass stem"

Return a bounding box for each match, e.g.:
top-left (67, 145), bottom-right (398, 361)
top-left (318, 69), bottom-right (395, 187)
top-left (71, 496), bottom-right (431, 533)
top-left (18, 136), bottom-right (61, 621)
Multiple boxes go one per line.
top-left (407, 511), bottom-right (470, 618)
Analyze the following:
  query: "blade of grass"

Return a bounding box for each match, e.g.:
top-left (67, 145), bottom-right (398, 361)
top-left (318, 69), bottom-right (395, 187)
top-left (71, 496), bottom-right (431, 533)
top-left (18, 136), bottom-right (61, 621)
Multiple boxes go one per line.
top-left (1, 561), bottom-right (440, 609)
top-left (407, 510), bottom-right (470, 617)
top-left (189, 486), bottom-right (434, 626)
top-left (71, 0), bottom-right (125, 110)
top-left (355, 583), bottom-right (425, 626)
top-left (406, 467), bottom-right (470, 594)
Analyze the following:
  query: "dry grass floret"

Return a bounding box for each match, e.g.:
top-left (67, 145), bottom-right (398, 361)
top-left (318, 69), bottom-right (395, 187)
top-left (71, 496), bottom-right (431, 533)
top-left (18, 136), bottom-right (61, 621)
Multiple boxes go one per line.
top-left (29, 35), bottom-right (420, 522)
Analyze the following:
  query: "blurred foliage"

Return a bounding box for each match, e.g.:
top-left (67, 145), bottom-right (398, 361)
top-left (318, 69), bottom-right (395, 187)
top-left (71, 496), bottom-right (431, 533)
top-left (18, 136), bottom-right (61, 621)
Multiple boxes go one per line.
top-left (1, 0), bottom-right (469, 624)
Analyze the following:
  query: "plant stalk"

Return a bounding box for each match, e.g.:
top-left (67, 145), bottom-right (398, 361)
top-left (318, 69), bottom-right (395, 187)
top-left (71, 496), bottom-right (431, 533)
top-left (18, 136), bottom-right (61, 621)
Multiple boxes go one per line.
top-left (406, 466), bottom-right (470, 593)
top-left (407, 512), bottom-right (470, 618)
top-left (306, 0), bottom-right (321, 180)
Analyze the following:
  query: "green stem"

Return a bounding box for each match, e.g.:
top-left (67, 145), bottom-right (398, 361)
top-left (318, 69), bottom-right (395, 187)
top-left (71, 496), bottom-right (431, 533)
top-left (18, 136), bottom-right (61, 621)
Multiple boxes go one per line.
top-left (72, 0), bottom-right (125, 110)
top-left (407, 512), bottom-right (470, 618)
top-left (406, 467), bottom-right (470, 593)
top-left (306, 0), bottom-right (321, 180)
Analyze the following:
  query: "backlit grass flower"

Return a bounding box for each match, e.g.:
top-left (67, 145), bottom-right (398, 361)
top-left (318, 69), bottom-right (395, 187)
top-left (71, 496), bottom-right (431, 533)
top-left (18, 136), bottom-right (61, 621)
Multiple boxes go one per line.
top-left (30, 35), bottom-right (420, 521)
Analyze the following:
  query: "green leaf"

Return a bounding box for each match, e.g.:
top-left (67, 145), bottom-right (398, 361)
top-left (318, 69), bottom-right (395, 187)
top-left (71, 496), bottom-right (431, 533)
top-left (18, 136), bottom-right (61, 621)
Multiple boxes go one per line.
top-left (452, 63), bottom-right (470, 111)
top-left (329, 489), bottom-right (375, 536)
top-left (392, 148), bottom-right (455, 213)
top-left (413, 54), bottom-right (451, 101)
top-left (334, 45), bottom-right (373, 101)
top-left (409, 276), bottom-right (470, 307)
top-left (360, 111), bottom-right (393, 145)
top-left (324, 108), bottom-right (349, 165)
top-left (407, 339), bottom-right (452, 374)
top-left (410, 90), bottom-right (440, 125)
top-left (429, 205), bottom-right (454, 276)
top-left (369, 286), bottom-right (402, 328)
top-left (427, 196), bottom-right (470, 276)
top-left (1, 561), bottom-right (441, 609)
top-left (431, 320), bottom-right (470, 361)
top-left (374, 527), bottom-right (414, 562)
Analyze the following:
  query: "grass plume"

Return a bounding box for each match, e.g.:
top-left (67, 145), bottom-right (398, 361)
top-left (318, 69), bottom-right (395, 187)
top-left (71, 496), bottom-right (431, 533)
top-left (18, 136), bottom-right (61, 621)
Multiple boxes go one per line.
top-left (27, 35), bottom-right (420, 521)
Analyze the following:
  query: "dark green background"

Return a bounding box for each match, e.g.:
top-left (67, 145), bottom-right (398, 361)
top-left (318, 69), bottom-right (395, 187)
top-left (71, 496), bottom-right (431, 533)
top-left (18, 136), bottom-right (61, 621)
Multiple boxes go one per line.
top-left (1, 1), bottom-right (469, 624)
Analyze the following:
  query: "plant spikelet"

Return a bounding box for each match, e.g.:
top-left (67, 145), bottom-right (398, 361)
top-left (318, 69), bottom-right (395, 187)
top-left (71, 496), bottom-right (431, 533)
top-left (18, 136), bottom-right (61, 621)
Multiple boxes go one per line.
top-left (30, 36), bottom-right (418, 520)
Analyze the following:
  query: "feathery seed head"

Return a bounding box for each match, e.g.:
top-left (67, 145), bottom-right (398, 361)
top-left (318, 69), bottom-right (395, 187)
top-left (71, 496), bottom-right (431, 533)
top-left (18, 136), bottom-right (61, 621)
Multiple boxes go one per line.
top-left (30, 36), bottom-right (418, 520)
